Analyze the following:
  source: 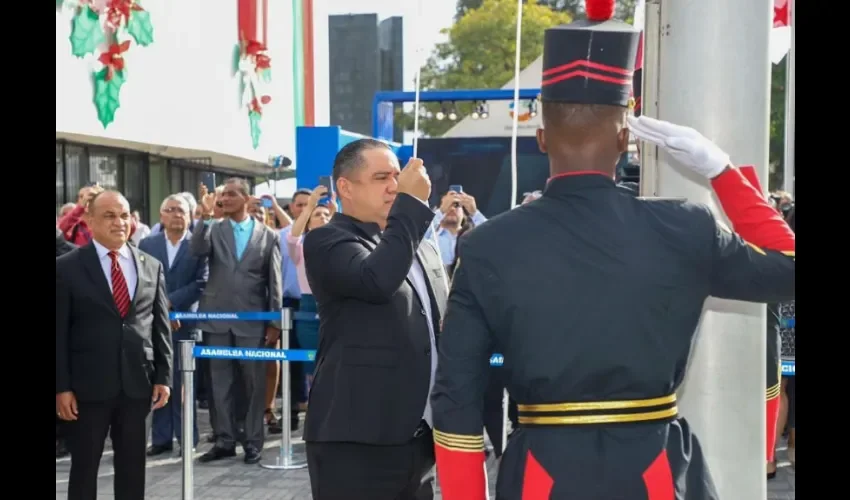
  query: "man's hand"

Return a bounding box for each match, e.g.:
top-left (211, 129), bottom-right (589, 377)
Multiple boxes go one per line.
top-left (397, 158), bottom-right (431, 202)
top-left (265, 326), bottom-right (281, 346)
top-left (459, 193), bottom-right (478, 215)
top-left (440, 191), bottom-right (461, 214)
top-left (152, 384), bottom-right (171, 410)
top-left (628, 115), bottom-right (731, 179)
top-left (56, 391), bottom-right (78, 421)
top-left (78, 185), bottom-right (104, 209)
top-left (200, 192), bottom-right (216, 218)
top-left (170, 319), bottom-right (181, 331)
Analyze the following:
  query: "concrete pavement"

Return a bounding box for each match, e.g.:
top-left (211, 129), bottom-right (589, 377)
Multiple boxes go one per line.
top-left (55, 408), bottom-right (795, 499)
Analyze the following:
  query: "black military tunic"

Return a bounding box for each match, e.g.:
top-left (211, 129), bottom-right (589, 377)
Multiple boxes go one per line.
top-left (431, 171), bottom-right (796, 499)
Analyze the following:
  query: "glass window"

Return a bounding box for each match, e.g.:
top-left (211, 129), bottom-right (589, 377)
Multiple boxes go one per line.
top-left (56, 143), bottom-right (65, 214)
top-left (169, 164), bottom-right (183, 193)
top-left (122, 154), bottom-right (148, 222)
top-left (89, 149), bottom-right (119, 190)
top-left (182, 168), bottom-right (200, 195)
top-left (64, 144), bottom-right (88, 204)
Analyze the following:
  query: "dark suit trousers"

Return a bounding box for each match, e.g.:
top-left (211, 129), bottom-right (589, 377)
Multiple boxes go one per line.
top-left (306, 428), bottom-right (436, 500)
top-left (207, 332), bottom-right (266, 450)
top-left (67, 395), bottom-right (150, 500)
top-left (151, 339), bottom-right (200, 448)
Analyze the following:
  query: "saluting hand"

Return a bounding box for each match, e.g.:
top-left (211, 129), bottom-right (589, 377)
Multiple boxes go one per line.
top-left (628, 115), bottom-right (731, 179)
top-left (397, 158), bottom-right (431, 203)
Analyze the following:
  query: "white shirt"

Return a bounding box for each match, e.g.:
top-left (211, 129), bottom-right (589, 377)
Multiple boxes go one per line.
top-left (407, 255), bottom-right (438, 427)
top-left (165, 231), bottom-right (189, 269)
top-left (93, 240), bottom-right (138, 300)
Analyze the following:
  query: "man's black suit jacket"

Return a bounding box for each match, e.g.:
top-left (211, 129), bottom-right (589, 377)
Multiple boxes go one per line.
top-left (56, 242), bottom-right (173, 402)
top-left (303, 193), bottom-right (449, 445)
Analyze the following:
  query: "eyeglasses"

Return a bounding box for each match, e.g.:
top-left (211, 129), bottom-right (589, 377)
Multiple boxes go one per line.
top-left (162, 207), bottom-right (186, 215)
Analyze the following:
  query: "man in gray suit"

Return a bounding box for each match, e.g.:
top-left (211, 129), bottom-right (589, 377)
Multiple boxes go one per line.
top-left (190, 178), bottom-right (283, 465)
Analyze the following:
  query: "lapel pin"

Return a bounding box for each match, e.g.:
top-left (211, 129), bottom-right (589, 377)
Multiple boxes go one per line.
top-left (140, 255), bottom-right (145, 262)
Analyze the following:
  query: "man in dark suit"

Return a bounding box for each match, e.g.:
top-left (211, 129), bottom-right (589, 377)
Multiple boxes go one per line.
top-left (140, 194), bottom-right (208, 457)
top-left (192, 177), bottom-right (282, 465)
top-left (56, 190), bottom-right (173, 500)
top-left (303, 139), bottom-right (448, 500)
top-left (55, 227), bottom-right (77, 458)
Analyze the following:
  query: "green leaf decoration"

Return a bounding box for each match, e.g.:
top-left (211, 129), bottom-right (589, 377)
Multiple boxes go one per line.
top-left (232, 44), bottom-right (242, 75)
top-left (261, 68), bottom-right (272, 83)
top-left (249, 111), bottom-right (262, 149)
top-left (127, 9), bottom-right (154, 46)
top-left (69, 6), bottom-right (105, 58)
top-left (93, 69), bottom-right (126, 128)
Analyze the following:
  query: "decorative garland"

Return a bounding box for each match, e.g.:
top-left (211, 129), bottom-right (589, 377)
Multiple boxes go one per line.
top-left (237, 0), bottom-right (271, 150)
top-left (65, 0), bottom-right (154, 128)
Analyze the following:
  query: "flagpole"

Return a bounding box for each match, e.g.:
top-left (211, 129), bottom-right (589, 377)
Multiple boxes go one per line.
top-left (782, 0), bottom-right (795, 194)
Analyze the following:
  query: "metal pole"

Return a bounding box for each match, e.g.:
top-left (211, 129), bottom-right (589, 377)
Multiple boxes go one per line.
top-left (782, 0), bottom-right (795, 195)
top-left (179, 340), bottom-right (196, 500)
top-left (651, 0), bottom-right (770, 498)
top-left (261, 307), bottom-right (308, 469)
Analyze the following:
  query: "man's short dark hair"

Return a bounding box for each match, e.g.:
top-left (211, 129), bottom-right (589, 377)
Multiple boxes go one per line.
top-left (292, 188), bottom-right (312, 201)
top-left (332, 139), bottom-right (392, 182)
top-left (224, 177), bottom-right (250, 197)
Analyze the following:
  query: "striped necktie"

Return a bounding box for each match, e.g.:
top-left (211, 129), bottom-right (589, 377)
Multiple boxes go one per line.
top-left (109, 251), bottom-right (131, 317)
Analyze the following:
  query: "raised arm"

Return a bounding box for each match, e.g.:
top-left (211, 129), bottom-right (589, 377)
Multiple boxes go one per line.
top-left (303, 193), bottom-right (434, 304)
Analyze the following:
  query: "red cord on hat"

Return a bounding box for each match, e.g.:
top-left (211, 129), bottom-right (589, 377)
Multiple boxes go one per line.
top-left (586, 0), bottom-right (615, 21)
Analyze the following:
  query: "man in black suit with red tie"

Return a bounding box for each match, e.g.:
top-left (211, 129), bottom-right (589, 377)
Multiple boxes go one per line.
top-left (56, 191), bottom-right (173, 500)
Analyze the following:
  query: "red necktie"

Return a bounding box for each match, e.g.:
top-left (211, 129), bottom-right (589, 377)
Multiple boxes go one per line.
top-left (109, 251), bottom-right (131, 317)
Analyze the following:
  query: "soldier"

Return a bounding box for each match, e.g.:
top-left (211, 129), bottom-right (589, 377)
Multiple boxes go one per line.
top-left (429, 1), bottom-right (796, 499)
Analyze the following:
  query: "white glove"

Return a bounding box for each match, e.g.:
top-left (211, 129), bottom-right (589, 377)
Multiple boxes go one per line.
top-left (627, 115), bottom-right (730, 179)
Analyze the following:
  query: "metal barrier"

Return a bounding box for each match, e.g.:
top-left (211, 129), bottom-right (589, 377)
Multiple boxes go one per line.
top-left (172, 307), bottom-right (510, 499)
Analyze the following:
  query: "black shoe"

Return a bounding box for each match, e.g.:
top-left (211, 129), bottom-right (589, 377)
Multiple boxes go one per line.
top-left (146, 444), bottom-right (173, 457)
top-left (198, 446), bottom-right (236, 463)
top-left (205, 434), bottom-right (217, 444)
top-left (291, 413), bottom-right (300, 432)
top-left (198, 399), bottom-right (209, 410)
top-left (244, 446), bottom-right (262, 464)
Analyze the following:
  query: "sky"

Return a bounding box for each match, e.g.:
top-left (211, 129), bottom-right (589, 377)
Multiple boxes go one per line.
top-left (326, 0), bottom-right (458, 91)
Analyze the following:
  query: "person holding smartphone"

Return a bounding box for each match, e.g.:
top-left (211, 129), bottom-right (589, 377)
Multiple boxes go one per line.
top-left (285, 186), bottom-right (335, 385)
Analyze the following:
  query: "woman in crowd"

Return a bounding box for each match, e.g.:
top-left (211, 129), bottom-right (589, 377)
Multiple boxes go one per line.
top-left (767, 201), bottom-right (796, 478)
top-left (286, 187), bottom-right (335, 391)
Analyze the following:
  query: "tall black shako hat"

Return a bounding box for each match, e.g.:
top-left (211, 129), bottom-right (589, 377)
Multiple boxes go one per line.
top-left (541, 0), bottom-right (640, 108)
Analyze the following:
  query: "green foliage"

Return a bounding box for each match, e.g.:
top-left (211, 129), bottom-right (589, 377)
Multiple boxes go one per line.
top-left (69, 6), bottom-right (105, 57)
top-left (457, 0), bottom-right (637, 21)
top-left (93, 69), bottom-right (126, 128)
top-left (127, 9), bottom-right (155, 47)
top-left (416, 0), bottom-right (571, 137)
top-left (768, 58), bottom-right (787, 191)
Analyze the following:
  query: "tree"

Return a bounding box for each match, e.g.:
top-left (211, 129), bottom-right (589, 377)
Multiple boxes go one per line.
top-left (457, 0), bottom-right (637, 22)
top-left (768, 57), bottom-right (787, 191)
top-left (414, 0), bottom-right (572, 137)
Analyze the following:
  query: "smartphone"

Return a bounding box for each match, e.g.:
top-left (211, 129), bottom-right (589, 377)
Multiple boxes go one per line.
top-left (201, 172), bottom-right (216, 193)
top-left (318, 175), bottom-right (334, 204)
top-left (449, 184), bottom-right (463, 193)
top-left (261, 197), bottom-right (273, 208)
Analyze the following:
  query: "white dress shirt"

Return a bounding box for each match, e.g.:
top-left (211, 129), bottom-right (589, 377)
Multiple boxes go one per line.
top-left (407, 256), bottom-right (438, 427)
top-left (92, 240), bottom-right (138, 300)
top-left (165, 231), bottom-right (189, 269)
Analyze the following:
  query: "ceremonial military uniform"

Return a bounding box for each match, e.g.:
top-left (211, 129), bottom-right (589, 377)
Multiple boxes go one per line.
top-left (429, 2), bottom-right (796, 499)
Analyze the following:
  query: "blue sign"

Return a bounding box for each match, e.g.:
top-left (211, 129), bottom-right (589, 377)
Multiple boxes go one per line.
top-left (781, 359), bottom-right (795, 376)
top-left (171, 311), bottom-right (320, 322)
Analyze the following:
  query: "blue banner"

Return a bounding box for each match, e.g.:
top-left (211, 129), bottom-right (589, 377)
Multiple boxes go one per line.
top-left (171, 311), bottom-right (320, 322)
top-left (192, 346), bottom-right (507, 365)
top-left (780, 317), bottom-right (795, 328)
top-left (781, 359), bottom-right (795, 376)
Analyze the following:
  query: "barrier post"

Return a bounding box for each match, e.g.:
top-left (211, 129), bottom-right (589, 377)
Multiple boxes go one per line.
top-left (179, 340), bottom-right (196, 500)
top-left (261, 307), bottom-right (308, 470)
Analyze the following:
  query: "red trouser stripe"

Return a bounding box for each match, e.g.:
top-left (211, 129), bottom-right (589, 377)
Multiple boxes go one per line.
top-left (766, 394), bottom-right (780, 462)
top-left (521, 451), bottom-right (554, 500)
top-left (643, 450), bottom-right (674, 500)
